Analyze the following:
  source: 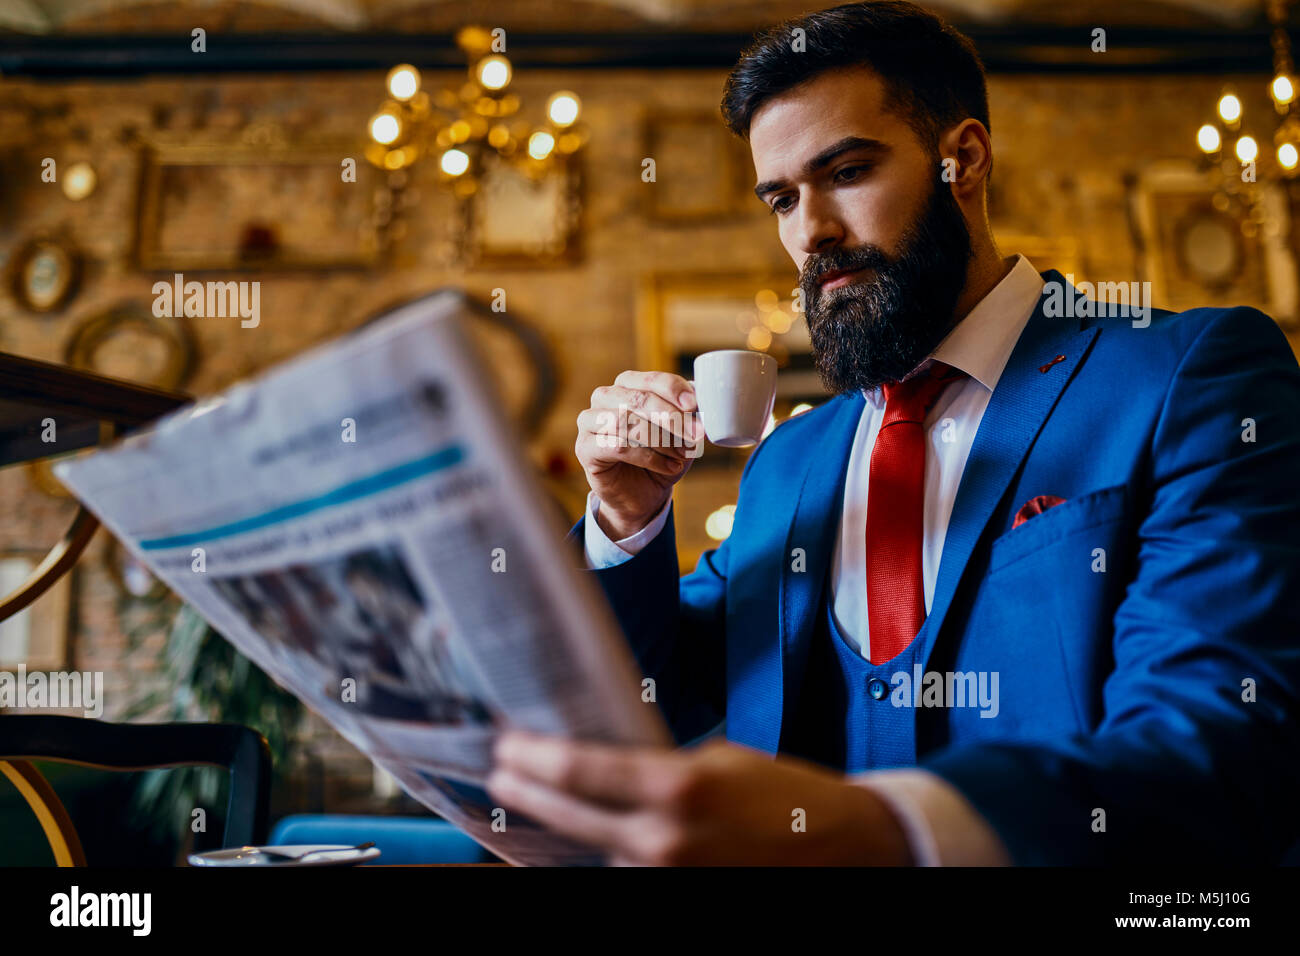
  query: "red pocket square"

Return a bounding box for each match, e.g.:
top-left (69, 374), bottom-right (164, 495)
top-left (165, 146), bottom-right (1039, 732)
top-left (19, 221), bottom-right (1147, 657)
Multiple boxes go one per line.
top-left (1012, 494), bottom-right (1068, 529)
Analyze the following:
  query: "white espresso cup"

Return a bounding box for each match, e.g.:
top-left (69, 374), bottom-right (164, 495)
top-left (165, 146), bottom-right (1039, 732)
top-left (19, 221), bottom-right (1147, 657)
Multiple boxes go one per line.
top-left (692, 349), bottom-right (778, 447)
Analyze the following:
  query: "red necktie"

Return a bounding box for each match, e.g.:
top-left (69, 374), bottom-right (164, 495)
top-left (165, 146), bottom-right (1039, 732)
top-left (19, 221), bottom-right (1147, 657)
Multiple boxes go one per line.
top-left (865, 361), bottom-right (965, 664)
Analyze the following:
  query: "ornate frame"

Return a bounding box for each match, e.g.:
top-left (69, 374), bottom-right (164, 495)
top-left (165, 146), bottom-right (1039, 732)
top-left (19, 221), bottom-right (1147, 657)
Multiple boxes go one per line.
top-left (7, 236), bottom-right (81, 314)
top-left (640, 111), bottom-right (755, 224)
top-left (133, 143), bottom-right (388, 272)
top-left (459, 152), bottom-right (584, 268)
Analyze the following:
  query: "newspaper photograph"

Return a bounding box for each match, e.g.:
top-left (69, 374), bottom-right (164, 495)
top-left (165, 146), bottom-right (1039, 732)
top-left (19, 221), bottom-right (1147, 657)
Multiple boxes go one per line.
top-left (54, 289), bottom-right (669, 866)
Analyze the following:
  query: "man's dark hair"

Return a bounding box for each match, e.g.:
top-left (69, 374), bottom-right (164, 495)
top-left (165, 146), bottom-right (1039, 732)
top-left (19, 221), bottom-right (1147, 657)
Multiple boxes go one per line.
top-left (720, 1), bottom-right (989, 151)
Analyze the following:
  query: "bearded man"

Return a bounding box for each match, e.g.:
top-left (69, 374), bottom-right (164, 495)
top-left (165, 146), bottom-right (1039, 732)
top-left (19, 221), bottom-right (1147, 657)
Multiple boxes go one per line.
top-left (486, 1), bottom-right (1300, 866)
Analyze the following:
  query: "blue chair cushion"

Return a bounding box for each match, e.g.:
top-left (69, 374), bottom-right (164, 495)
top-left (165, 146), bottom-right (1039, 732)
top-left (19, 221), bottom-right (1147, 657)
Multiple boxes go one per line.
top-left (268, 814), bottom-right (493, 864)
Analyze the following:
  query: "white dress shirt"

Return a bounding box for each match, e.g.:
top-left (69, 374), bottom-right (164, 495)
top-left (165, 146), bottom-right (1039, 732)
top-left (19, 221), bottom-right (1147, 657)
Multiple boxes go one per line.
top-left (583, 254), bottom-right (1044, 864)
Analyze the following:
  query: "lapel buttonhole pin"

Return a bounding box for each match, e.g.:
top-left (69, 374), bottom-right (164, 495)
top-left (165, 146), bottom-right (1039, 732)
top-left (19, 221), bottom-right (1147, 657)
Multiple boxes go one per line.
top-left (1038, 354), bottom-right (1066, 373)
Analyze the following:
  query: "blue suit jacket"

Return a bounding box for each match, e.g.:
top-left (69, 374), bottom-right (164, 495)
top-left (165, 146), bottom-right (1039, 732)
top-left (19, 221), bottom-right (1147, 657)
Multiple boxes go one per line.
top-left (577, 271), bottom-right (1300, 864)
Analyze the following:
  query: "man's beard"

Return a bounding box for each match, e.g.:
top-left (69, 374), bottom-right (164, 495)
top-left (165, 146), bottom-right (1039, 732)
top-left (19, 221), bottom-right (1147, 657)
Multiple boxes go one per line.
top-left (800, 176), bottom-right (973, 394)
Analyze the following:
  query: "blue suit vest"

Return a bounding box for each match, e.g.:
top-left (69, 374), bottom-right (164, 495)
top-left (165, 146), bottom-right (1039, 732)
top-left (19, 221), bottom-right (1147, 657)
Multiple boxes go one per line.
top-left (782, 595), bottom-right (919, 773)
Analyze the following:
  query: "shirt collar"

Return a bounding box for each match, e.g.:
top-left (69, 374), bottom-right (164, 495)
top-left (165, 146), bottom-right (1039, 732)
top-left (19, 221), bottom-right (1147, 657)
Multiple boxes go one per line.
top-left (861, 254), bottom-right (1044, 409)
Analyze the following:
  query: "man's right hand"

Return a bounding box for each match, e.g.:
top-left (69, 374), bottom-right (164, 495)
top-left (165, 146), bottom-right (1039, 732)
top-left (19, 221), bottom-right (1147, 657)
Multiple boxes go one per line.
top-left (575, 370), bottom-right (704, 541)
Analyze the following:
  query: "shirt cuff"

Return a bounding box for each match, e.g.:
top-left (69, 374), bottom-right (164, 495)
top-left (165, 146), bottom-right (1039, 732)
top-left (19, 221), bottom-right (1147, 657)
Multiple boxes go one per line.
top-left (852, 768), bottom-right (1012, 866)
top-left (582, 491), bottom-right (672, 569)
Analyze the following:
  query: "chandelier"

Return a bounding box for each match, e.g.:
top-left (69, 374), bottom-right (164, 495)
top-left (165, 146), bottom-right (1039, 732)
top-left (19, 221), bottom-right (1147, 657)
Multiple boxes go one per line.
top-left (364, 25), bottom-right (588, 197)
top-left (1194, 0), bottom-right (1300, 237)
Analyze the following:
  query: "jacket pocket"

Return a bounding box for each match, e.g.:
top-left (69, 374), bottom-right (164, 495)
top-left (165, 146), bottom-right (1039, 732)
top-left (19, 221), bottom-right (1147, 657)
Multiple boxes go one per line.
top-left (988, 483), bottom-right (1130, 574)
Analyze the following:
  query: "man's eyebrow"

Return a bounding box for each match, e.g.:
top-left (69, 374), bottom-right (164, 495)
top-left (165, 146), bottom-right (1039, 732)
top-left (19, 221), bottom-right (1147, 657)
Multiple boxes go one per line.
top-left (753, 135), bottom-right (888, 201)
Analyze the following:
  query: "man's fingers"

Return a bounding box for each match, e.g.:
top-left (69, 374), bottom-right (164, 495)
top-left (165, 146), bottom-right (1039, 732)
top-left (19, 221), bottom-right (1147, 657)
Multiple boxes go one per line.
top-left (486, 768), bottom-right (637, 850)
top-left (612, 370), bottom-right (696, 411)
top-left (588, 386), bottom-right (702, 444)
top-left (494, 731), bottom-right (673, 809)
top-left (576, 432), bottom-right (689, 476)
top-left (576, 407), bottom-right (697, 455)
top-left (576, 407), bottom-right (699, 475)
top-left (578, 406), bottom-right (684, 446)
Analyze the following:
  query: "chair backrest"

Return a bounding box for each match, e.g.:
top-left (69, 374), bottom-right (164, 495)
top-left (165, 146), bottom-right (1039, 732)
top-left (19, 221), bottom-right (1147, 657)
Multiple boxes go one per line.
top-left (0, 350), bottom-right (189, 622)
top-left (0, 715), bottom-right (271, 863)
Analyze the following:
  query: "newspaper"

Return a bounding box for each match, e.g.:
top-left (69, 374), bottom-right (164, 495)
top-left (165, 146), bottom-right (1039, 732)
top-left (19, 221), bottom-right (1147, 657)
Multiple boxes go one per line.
top-left (55, 289), bottom-right (669, 866)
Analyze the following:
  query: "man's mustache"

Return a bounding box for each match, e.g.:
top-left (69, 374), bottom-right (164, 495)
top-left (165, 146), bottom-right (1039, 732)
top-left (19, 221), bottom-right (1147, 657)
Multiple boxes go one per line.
top-left (802, 246), bottom-right (892, 287)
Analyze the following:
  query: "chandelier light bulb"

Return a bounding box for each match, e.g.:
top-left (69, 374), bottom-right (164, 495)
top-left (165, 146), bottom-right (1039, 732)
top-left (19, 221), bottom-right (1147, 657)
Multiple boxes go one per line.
top-left (1235, 135), bottom-right (1259, 163)
top-left (1218, 93), bottom-right (1243, 124)
top-left (528, 131), bottom-right (555, 160)
top-left (1279, 142), bottom-right (1299, 169)
top-left (1273, 74), bottom-right (1295, 106)
top-left (370, 112), bottom-right (402, 145)
top-left (477, 55), bottom-right (512, 91)
top-left (364, 28), bottom-right (586, 183)
top-left (440, 148), bottom-right (470, 176)
top-left (1196, 124), bottom-right (1222, 153)
top-left (387, 65), bottom-right (421, 101)
top-left (546, 92), bottom-right (581, 127)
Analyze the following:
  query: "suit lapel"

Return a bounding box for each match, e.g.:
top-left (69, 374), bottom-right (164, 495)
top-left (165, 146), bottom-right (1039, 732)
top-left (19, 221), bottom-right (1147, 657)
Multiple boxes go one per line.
top-left (912, 270), bottom-right (1101, 667)
top-left (729, 392), bottom-right (863, 755)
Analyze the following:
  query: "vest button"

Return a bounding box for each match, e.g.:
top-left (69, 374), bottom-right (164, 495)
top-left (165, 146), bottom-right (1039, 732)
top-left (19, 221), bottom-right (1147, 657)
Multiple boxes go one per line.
top-left (867, 678), bottom-right (889, 700)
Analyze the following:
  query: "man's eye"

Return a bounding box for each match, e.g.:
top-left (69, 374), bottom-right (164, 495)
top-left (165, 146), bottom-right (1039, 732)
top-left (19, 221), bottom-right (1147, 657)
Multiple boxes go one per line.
top-left (769, 166), bottom-right (871, 215)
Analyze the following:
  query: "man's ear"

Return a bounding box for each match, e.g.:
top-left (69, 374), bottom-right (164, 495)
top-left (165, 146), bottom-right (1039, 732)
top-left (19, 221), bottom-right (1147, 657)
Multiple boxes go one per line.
top-left (938, 119), bottom-right (992, 200)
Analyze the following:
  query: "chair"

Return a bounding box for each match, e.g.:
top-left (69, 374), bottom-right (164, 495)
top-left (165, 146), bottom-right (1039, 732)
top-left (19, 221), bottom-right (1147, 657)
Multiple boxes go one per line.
top-left (0, 354), bottom-right (210, 865)
top-left (0, 351), bottom-right (189, 622)
top-left (269, 814), bottom-right (493, 864)
top-left (0, 715), bottom-right (271, 865)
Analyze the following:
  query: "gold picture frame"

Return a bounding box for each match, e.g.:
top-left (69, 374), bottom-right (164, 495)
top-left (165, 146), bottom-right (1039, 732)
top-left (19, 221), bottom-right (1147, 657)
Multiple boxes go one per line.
top-left (1131, 162), bottom-right (1277, 316)
top-left (640, 111), bottom-right (755, 224)
top-left (7, 236), bottom-right (81, 314)
top-left (134, 144), bottom-right (389, 272)
top-left (461, 153), bottom-right (584, 268)
top-left (0, 551), bottom-right (72, 671)
top-left (63, 304), bottom-right (196, 390)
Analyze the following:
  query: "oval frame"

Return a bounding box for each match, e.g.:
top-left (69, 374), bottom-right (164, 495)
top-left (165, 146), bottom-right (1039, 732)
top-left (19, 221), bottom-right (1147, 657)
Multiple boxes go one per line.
top-left (8, 236), bottom-right (82, 314)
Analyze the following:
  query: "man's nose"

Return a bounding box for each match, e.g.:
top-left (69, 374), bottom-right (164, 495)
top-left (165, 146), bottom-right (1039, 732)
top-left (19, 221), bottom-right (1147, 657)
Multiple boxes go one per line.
top-left (791, 190), bottom-right (846, 259)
